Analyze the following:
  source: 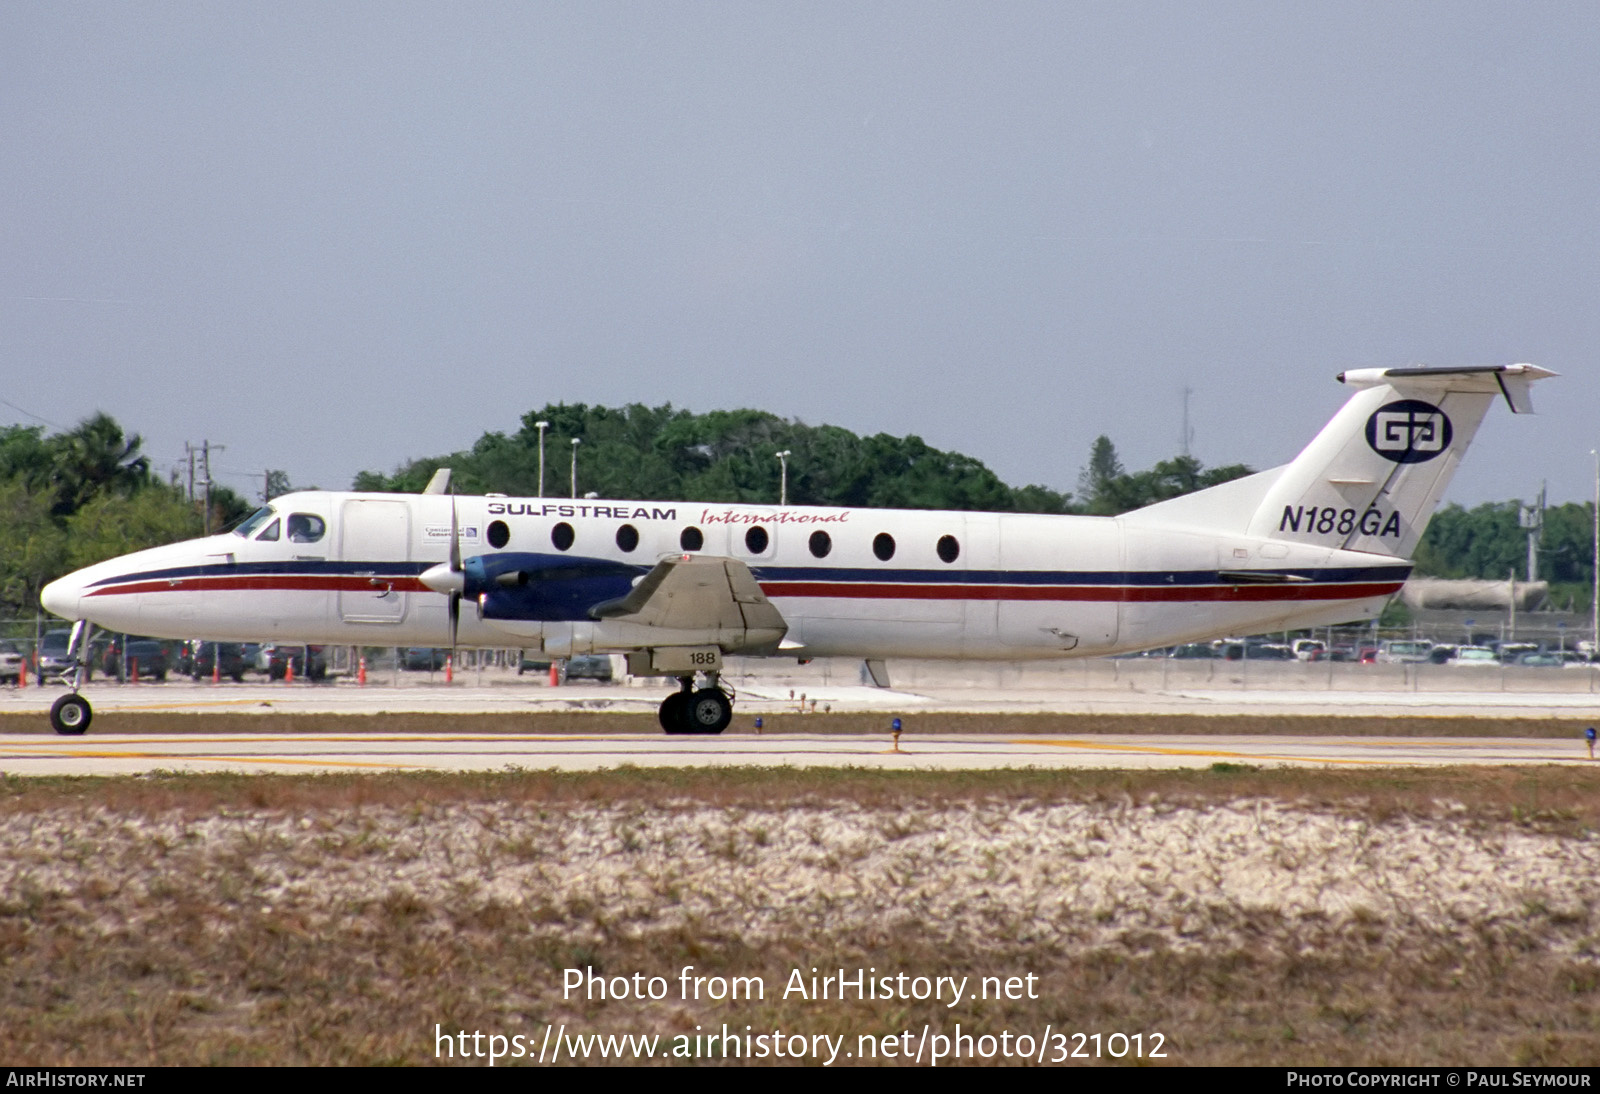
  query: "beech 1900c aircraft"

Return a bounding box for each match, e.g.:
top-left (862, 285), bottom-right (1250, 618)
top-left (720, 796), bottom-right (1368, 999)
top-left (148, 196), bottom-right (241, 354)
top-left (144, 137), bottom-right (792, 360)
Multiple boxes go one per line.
top-left (38, 365), bottom-right (1552, 735)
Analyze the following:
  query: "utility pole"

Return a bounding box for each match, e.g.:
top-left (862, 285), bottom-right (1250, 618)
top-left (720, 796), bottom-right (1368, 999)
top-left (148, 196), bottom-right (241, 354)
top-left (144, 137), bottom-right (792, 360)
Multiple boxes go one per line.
top-left (1180, 385), bottom-right (1194, 459)
top-left (535, 421), bottom-right (549, 498)
top-left (776, 450), bottom-right (791, 506)
top-left (570, 438), bottom-right (581, 499)
top-left (185, 441), bottom-right (224, 533)
top-left (1519, 481), bottom-right (1545, 584)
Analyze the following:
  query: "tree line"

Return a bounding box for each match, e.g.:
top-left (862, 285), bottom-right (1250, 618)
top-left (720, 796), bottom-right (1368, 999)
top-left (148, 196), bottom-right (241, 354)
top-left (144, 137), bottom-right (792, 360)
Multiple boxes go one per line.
top-left (0, 416), bottom-right (250, 619)
top-left (2, 405), bottom-right (1591, 619)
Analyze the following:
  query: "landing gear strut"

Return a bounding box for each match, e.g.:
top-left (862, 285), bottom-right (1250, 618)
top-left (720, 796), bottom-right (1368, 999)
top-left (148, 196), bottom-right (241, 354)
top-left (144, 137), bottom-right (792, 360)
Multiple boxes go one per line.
top-left (49, 620), bottom-right (94, 736)
top-left (658, 674), bottom-right (733, 735)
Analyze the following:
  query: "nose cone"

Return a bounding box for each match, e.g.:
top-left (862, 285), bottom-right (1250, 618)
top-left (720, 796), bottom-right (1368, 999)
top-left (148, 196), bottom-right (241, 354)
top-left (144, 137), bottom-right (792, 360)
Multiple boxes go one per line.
top-left (40, 574), bottom-right (82, 620)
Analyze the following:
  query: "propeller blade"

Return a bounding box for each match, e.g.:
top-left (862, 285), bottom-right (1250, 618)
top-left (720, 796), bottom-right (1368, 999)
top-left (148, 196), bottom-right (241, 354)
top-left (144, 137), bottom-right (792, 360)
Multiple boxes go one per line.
top-left (449, 492), bottom-right (461, 574)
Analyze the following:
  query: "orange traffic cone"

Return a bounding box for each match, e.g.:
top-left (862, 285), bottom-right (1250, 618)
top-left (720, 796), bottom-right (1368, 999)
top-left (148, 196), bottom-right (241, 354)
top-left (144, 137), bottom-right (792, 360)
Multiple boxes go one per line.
top-left (549, 662), bottom-right (559, 687)
top-left (357, 656), bottom-right (367, 686)
top-left (212, 656), bottom-right (220, 684)
top-left (130, 657), bottom-right (139, 684)
top-left (444, 654), bottom-right (453, 684)
top-left (285, 658), bottom-right (294, 684)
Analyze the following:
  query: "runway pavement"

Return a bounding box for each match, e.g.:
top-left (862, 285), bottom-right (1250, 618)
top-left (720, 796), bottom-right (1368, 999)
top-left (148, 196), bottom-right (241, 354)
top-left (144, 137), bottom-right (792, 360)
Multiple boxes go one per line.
top-left (3, 671), bottom-right (1598, 774)
top-left (0, 730), bottom-right (1592, 776)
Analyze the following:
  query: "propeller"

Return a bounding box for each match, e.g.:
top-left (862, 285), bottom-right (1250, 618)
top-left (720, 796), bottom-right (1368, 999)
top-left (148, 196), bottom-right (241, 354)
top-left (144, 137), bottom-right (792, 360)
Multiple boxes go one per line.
top-left (447, 490), bottom-right (462, 655)
top-left (419, 493), bottom-right (468, 652)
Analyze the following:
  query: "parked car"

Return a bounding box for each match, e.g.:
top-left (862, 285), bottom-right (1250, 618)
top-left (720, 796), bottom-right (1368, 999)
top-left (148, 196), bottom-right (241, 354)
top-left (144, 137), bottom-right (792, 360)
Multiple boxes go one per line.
top-left (564, 655), bottom-right (615, 682)
top-left (401, 647), bottom-right (447, 671)
top-left (1377, 640), bottom-right (1433, 664)
top-left (183, 641), bottom-right (248, 682)
top-left (38, 629), bottom-right (77, 680)
top-left (102, 636), bottom-right (169, 681)
top-left (260, 644), bottom-right (327, 681)
top-left (1453, 646), bottom-right (1500, 667)
top-left (1291, 639), bottom-right (1326, 661)
top-left (0, 641), bottom-right (23, 684)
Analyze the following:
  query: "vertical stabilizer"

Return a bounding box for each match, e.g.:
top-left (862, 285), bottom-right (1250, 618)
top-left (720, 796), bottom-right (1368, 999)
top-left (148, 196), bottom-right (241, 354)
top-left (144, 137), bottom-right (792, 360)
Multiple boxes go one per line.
top-left (1246, 364), bottom-right (1554, 558)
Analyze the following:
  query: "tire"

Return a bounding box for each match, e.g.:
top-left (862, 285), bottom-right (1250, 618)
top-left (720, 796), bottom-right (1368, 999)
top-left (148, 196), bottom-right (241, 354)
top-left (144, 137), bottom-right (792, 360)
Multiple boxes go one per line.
top-left (659, 691), bottom-right (691, 734)
top-left (50, 694), bottom-right (91, 736)
top-left (684, 688), bottom-right (732, 735)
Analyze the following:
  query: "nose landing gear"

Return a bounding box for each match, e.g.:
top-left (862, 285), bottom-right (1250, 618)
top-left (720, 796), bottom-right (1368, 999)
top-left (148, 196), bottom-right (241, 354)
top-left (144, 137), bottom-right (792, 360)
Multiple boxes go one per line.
top-left (658, 674), bottom-right (734, 735)
top-left (50, 693), bottom-right (91, 736)
top-left (49, 620), bottom-right (94, 735)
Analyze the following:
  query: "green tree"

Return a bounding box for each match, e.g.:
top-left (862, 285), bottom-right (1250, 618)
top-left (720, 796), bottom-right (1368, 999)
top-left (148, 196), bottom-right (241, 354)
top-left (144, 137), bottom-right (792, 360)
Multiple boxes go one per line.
top-left (1078, 435), bottom-right (1125, 514)
top-left (47, 412), bottom-right (150, 516)
top-left (0, 476), bottom-right (68, 617)
top-left (65, 485), bottom-right (204, 571)
top-left (355, 403), bottom-right (1078, 513)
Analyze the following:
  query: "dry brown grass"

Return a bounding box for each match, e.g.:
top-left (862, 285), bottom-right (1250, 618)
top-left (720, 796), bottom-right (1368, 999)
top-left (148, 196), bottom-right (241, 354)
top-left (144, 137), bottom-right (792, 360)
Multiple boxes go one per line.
top-left (1, 766), bottom-right (1599, 1065)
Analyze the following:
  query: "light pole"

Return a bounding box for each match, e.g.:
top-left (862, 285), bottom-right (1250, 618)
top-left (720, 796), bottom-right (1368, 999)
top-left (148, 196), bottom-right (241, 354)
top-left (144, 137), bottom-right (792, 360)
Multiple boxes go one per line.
top-left (776, 450), bottom-right (791, 506)
top-left (1580, 447), bottom-right (1593, 646)
top-left (571, 438), bottom-right (581, 499)
top-left (535, 421), bottom-right (549, 498)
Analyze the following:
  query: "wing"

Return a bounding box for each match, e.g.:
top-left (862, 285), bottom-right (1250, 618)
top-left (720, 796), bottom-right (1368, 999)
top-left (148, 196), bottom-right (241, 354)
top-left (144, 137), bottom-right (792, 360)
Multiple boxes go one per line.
top-left (590, 554), bottom-right (787, 652)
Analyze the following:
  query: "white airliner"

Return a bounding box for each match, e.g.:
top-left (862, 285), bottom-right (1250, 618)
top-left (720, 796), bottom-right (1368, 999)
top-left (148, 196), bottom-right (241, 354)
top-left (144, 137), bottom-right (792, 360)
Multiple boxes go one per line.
top-left (38, 365), bottom-right (1551, 735)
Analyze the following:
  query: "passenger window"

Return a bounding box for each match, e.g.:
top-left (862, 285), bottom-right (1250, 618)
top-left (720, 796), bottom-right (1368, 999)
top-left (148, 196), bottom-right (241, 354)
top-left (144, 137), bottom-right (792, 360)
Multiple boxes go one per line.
top-left (680, 526), bottom-right (704, 552)
top-left (256, 518), bottom-right (280, 542)
top-left (616, 524), bottom-right (640, 552)
top-left (487, 520), bottom-right (510, 549)
top-left (808, 531), bottom-right (831, 558)
top-left (873, 533), bottom-right (896, 561)
top-left (287, 514), bottom-right (325, 543)
top-left (744, 526), bottom-right (769, 554)
top-left (936, 535), bottom-right (960, 563)
top-left (551, 522), bottom-right (575, 551)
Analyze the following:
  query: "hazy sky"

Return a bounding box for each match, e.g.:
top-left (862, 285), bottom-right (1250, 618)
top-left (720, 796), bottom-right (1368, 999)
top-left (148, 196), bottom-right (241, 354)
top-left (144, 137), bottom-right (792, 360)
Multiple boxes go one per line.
top-left (4, 2), bottom-right (1596, 508)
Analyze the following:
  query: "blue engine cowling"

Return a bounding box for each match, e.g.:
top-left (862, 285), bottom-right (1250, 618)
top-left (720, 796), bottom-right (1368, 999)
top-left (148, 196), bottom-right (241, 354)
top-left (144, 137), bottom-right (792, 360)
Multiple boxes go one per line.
top-left (462, 552), bottom-right (647, 623)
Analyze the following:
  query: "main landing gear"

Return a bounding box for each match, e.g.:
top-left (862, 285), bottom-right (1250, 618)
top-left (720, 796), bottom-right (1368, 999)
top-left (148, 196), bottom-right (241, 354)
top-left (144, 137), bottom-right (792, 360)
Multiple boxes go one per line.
top-left (658, 674), bottom-right (733, 735)
top-left (49, 620), bottom-right (93, 736)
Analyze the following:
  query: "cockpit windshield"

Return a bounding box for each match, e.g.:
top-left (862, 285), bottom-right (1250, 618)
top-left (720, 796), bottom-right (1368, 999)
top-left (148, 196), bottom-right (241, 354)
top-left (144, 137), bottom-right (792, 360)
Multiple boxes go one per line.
top-left (233, 507), bottom-right (277, 538)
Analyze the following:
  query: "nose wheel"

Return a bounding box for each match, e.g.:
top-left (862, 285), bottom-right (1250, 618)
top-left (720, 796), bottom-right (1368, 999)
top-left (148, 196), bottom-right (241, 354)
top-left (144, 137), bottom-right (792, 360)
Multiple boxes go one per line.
top-left (50, 693), bottom-right (92, 736)
top-left (658, 675), bottom-right (733, 735)
top-left (48, 620), bottom-right (95, 735)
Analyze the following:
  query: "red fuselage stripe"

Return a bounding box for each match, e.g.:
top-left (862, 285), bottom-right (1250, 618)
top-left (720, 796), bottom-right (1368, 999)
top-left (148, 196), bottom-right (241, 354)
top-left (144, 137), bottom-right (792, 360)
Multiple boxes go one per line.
top-left (86, 576), bottom-right (433, 597)
top-left (757, 581), bottom-right (1403, 602)
top-left (86, 575), bottom-right (1401, 604)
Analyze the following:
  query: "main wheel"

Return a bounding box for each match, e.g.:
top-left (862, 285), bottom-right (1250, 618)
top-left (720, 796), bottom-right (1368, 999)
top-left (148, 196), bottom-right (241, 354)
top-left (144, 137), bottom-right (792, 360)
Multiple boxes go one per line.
top-left (684, 688), bottom-right (733, 735)
top-left (50, 694), bottom-right (92, 736)
top-left (659, 691), bottom-right (691, 734)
